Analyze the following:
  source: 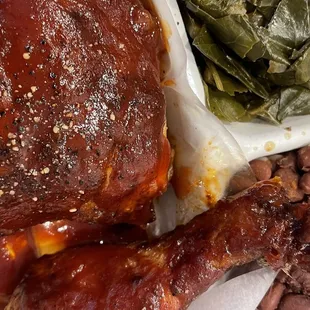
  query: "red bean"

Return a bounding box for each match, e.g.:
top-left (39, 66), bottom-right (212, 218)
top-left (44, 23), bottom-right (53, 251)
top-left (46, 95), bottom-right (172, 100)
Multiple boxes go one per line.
top-left (250, 159), bottom-right (272, 181)
top-left (298, 146), bottom-right (310, 172)
top-left (269, 155), bottom-right (284, 172)
top-left (258, 282), bottom-right (285, 310)
top-left (277, 152), bottom-right (297, 171)
top-left (290, 266), bottom-right (310, 295)
top-left (285, 273), bottom-right (303, 294)
top-left (260, 147), bottom-right (310, 310)
top-left (278, 294), bottom-right (310, 310)
top-left (300, 173), bottom-right (310, 195)
top-left (274, 168), bottom-right (304, 202)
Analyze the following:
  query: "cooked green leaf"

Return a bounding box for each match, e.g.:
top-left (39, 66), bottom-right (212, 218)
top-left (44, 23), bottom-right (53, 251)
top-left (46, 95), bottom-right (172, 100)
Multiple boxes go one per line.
top-left (277, 86), bottom-right (310, 121)
top-left (268, 0), bottom-right (310, 49)
top-left (301, 80), bottom-right (310, 90)
top-left (254, 26), bottom-right (292, 65)
top-left (187, 0), bottom-right (291, 64)
top-left (291, 39), bottom-right (310, 60)
top-left (248, 10), bottom-right (265, 27)
top-left (203, 60), bottom-right (248, 96)
top-left (204, 83), bottom-right (251, 122)
top-left (247, 0), bottom-right (281, 21)
top-left (268, 45), bottom-right (310, 86)
top-left (245, 1), bottom-right (282, 62)
top-left (182, 9), bottom-right (202, 39)
top-left (191, 0), bottom-right (246, 18)
top-left (250, 86), bottom-right (310, 122)
top-left (193, 25), bottom-right (269, 98)
top-left (247, 0), bottom-right (280, 7)
top-left (248, 93), bottom-right (280, 124)
top-left (248, 0), bottom-right (308, 64)
top-left (204, 60), bottom-right (224, 90)
top-left (187, 1), bottom-right (260, 58)
top-left (182, 0), bottom-right (310, 123)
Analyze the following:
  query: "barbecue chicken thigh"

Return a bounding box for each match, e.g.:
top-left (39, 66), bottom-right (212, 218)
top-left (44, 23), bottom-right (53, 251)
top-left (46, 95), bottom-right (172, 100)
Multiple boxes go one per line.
top-left (0, 0), bottom-right (171, 234)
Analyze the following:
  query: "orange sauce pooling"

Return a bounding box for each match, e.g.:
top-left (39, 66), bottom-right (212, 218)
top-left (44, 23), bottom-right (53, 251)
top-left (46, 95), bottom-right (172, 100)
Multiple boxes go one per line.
top-left (172, 166), bottom-right (193, 199)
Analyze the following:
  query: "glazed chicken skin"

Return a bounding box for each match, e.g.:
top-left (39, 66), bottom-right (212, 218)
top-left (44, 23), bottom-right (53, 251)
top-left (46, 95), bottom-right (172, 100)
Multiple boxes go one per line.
top-left (0, 0), bottom-right (171, 234)
top-left (6, 181), bottom-right (294, 310)
top-left (0, 220), bottom-right (148, 305)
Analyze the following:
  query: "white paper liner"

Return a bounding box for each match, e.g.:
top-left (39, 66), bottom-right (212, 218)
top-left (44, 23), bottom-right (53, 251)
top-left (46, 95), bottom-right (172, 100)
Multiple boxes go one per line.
top-left (188, 268), bottom-right (277, 310)
top-left (151, 0), bottom-right (252, 229)
top-left (226, 116), bottom-right (310, 161)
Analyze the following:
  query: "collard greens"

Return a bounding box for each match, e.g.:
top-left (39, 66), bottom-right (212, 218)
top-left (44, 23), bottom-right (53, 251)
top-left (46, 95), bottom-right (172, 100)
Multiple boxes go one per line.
top-left (180, 0), bottom-right (310, 123)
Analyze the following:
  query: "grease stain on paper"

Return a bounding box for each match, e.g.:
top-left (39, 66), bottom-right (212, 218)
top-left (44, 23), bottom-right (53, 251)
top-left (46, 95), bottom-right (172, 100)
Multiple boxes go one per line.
top-left (264, 141), bottom-right (276, 152)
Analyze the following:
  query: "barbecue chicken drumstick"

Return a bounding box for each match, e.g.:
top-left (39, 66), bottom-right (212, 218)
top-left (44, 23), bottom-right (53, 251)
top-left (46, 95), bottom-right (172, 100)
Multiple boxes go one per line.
top-left (7, 181), bottom-right (294, 310)
top-left (0, 0), bottom-right (171, 234)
